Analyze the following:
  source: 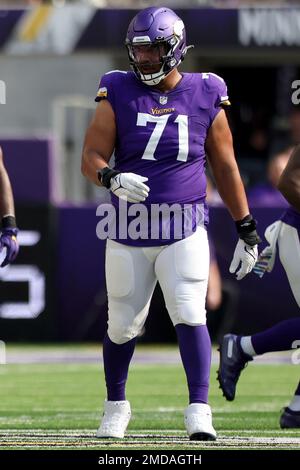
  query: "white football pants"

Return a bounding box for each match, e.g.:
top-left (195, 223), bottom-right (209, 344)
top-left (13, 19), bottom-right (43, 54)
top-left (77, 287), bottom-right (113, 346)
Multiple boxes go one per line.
top-left (278, 222), bottom-right (300, 308)
top-left (105, 227), bottom-right (209, 344)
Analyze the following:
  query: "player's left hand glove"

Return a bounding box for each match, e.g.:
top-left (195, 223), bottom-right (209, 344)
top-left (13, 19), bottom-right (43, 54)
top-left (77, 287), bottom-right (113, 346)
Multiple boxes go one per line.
top-left (0, 226), bottom-right (19, 267)
top-left (229, 214), bottom-right (261, 281)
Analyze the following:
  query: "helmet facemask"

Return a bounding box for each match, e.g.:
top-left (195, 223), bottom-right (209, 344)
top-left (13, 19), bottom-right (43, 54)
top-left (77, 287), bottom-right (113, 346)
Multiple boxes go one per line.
top-left (126, 37), bottom-right (179, 86)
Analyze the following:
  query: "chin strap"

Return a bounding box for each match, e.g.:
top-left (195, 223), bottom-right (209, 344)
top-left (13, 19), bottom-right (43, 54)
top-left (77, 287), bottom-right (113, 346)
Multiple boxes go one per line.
top-left (140, 68), bottom-right (166, 86)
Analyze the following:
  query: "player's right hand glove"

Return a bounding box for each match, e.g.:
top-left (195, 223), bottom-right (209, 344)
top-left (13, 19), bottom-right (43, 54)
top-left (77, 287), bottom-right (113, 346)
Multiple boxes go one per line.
top-left (110, 173), bottom-right (150, 203)
top-left (0, 227), bottom-right (19, 267)
top-left (229, 214), bottom-right (261, 281)
top-left (98, 167), bottom-right (150, 203)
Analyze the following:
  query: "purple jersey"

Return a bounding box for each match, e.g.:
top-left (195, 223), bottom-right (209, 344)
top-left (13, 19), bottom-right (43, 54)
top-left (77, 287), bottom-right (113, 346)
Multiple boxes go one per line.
top-left (95, 70), bottom-right (229, 246)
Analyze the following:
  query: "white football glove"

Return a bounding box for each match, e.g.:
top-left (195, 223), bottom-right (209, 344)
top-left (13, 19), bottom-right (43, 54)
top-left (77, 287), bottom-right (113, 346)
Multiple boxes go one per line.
top-left (252, 246), bottom-right (274, 278)
top-left (229, 239), bottom-right (258, 281)
top-left (110, 173), bottom-right (150, 203)
top-left (252, 220), bottom-right (282, 278)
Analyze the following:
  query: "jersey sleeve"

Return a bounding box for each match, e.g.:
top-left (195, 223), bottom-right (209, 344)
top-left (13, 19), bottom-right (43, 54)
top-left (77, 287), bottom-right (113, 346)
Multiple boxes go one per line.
top-left (202, 73), bottom-right (231, 125)
top-left (94, 71), bottom-right (116, 112)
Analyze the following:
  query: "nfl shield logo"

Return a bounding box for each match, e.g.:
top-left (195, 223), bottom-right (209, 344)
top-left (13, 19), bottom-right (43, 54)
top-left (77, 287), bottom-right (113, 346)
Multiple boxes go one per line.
top-left (159, 96), bottom-right (168, 105)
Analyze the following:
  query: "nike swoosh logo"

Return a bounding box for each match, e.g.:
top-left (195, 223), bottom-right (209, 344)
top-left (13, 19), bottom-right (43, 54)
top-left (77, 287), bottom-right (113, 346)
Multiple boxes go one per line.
top-left (114, 175), bottom-right (122, 190)
top-left (240, 222), bottom-right (251, 227)
top-left (227, 339), bottom-right (233, 358)
top-left (244, 245), bottom-right (256, 260)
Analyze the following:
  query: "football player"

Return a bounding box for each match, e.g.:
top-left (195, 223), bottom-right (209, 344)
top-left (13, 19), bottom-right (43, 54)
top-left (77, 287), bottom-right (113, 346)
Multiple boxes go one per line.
top-left (82, 6), bottom-right (260, 440)
top-left (0, 146), bottom-right (19, 267)
top-left (218, 144), bottom-right (300, 428)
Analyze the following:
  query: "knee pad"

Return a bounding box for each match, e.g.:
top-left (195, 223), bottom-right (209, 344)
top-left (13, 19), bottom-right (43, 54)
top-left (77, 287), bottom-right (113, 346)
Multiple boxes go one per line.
top-left (170, 231), bottom-right (208, 326)
top-left (105, 240), bottom-right (155, 343)
top-left (171, 285), bottom-right (207, 327)
top-left (107, 301), bottom-right (150, 344)
top-left (107, 302), bottom-right (138, 344)
top-left (107, 328), bottom-right (136, 345)
top-left (279, 224), bottom-right (300, 307)
top-left (105, 244), bottom-right (137, 343)
top-left (171, 276), bottom-right (208, 326)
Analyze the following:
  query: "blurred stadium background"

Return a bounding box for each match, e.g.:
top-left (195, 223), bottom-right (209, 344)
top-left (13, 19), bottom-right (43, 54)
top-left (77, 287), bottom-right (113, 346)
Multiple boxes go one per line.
top-left (0, 0), bottom-right (300, 450)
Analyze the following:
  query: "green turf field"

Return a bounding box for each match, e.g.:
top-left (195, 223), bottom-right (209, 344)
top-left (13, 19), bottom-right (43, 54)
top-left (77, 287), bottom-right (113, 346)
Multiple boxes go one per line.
top-left (0, 345), bottom-right (300, 450)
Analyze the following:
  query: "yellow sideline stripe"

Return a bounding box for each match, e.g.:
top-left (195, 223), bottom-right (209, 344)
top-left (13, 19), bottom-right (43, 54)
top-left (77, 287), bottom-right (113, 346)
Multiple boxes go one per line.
top-left (19, 6), bottom-right (53, 42)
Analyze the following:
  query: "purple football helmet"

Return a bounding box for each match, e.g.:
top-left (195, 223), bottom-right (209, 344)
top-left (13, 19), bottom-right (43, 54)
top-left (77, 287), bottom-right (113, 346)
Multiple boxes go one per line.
top-left (125, 7), bottom-right (191, 86)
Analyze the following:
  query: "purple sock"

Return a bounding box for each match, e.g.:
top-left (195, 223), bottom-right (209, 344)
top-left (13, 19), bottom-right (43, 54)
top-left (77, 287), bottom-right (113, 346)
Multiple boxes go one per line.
top-left (251, 318), bottom-right (300, 355)
top-left (103, 333), bottom-right (136, 401)
top-left (175, 324), bottom-right (211, 404)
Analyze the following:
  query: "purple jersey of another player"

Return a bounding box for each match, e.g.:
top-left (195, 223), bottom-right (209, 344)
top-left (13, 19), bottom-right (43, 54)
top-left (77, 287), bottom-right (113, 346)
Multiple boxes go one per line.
top-left (247, 183), bottom-right (289, 208)
top-left (95, 70), bottom-right (230, 246)
top-left (281, 205), bottom-right (300, 231)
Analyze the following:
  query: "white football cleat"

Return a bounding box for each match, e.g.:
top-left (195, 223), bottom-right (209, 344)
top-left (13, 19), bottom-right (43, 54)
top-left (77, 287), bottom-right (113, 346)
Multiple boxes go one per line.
top-left (184, 403), bottom-right (217, 441)
top-left (96, 400), bottom-right (131, 438)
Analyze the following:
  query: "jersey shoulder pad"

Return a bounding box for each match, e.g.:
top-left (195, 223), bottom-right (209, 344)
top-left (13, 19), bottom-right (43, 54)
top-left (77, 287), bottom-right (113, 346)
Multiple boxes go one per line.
top-left (95, 70), bottom-right (128, 102)
top-left (201, 72), bottom-right (230, 106)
